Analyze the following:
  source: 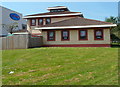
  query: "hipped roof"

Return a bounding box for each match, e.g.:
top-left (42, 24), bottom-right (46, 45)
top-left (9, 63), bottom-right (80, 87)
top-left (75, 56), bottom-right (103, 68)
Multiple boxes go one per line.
top-left (41, 17), bottom-right (113, 27)
top-left (35, 17), bottom-right (116, 29)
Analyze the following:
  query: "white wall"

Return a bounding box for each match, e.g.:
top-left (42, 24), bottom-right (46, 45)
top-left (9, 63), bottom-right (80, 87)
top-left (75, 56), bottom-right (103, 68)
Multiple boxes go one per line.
top-left (42, 29), bottom-right (111, 45)
top-left (1, 6), bottom-right (26, 35)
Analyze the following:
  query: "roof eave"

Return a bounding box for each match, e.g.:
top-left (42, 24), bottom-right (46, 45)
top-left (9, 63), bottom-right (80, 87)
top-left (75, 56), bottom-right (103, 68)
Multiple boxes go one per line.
top-left (47, 6), bottom-right (68, 10)
top-left (35, 24), bottom-right (117, 30)
top-left (23, 13), bottom-right (82, 19)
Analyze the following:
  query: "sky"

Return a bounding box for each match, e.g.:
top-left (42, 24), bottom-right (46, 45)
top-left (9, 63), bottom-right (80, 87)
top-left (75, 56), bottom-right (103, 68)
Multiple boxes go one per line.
top-left (1, 2), bottom-right (118, 21)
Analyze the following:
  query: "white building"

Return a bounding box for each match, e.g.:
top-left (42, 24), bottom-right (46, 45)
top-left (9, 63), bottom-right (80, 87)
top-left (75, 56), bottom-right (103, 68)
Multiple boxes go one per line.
top-left (0, 6), bottom-right (26, 36)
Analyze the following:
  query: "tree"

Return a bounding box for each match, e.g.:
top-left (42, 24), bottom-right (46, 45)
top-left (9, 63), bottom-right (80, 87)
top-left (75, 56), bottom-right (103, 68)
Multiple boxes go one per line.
top-left (105, 16), bottom-right (117, 24)
top-left (105, 16), bottom-right (120, 32)
top-left (105, 16), bottom-right (120, 44)
top-left (2, 22), bottom-right (19, 34)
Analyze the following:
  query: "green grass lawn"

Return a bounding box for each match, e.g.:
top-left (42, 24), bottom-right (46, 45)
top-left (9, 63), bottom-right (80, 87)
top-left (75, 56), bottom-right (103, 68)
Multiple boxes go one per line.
top-left (2, 47), bottom-right (118, 85)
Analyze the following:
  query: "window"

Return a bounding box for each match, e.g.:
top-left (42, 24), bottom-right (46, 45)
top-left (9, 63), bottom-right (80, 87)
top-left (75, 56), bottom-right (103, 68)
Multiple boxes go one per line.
top-left (61, 30), bottom-right (69, 40)
top-left (79, 30), bottom-right (88, 40)
top-left (94, 29), bottom-right (104, 40)
top-left (38, 19), bottom-right (43, 25)
top-left (50, 10), bottom-right (57, 12)
top-left (46, 18), bottom-right (51, 24)
top-left (47, 31), bottom-right (55, 41)
top-left (22, 24), bottom-right (27, 29)
top-left (50, 9), bottom-right (65, 12)
top-left (31, 19), bottom-right (36, 26)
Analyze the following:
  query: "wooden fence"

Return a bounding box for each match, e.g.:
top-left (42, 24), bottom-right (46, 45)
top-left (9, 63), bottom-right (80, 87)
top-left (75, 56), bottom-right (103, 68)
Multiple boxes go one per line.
top-left (1, 34), bottom-right (43, 50)
top-left (28, 35), bottom-right (43, 48)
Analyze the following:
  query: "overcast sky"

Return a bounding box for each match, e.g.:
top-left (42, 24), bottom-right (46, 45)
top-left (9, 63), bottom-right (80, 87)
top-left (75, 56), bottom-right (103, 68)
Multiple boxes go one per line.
top-left (2, 2), bottom-right (118, 21)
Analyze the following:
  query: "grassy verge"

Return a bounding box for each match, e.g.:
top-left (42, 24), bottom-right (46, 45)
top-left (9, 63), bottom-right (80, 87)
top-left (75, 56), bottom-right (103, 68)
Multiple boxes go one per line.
top-left (2, 47), bottom-right (118, 85)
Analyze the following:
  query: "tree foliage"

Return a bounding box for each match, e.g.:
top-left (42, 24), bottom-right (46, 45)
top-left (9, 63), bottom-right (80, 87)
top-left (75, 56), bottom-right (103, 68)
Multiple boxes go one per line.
top-left (105, 16), bottom-right (117, 24)
top-left (105, 16), bottom-right (120, 43)
top-left (2, 22), bottom-right (19, 34)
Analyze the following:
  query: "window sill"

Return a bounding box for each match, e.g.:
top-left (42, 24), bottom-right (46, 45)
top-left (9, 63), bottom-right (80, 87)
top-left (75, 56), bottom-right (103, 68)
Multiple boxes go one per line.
top-left (47, 40), bottom-right (55, 41)
top-left (94, 39), bottom-right (104, 40)
top-left (61, 39), bottom-right (70, 41)
top-left (79, 39), bottom-right (88, 40)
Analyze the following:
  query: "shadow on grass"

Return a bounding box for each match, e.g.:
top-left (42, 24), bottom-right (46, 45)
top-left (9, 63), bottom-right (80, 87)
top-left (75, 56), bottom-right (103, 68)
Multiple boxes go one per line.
top-left (111, 45), bottom-right (120, 48)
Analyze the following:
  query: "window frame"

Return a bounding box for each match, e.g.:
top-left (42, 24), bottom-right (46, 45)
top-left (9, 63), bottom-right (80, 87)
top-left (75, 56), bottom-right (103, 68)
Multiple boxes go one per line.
top-left (79, 30), bottom-right (88, 40)
top-left (47, 31), bottom-right (55, 41)
top-left (30, 19), bottom-right (36, 26)
top-left (61, 30), bottom-right (70, 41)
top-left (38, 18), bottom-right (43, 26)
top-left (94, 29), bottom-right (104, 40)
top-left (46, 18), bottom-right (51, 24)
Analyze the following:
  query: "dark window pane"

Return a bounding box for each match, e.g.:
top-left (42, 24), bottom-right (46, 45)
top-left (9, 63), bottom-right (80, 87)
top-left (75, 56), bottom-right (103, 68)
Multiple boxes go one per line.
top-left (46, 18), bottom-right (51, 24)
top-left (95, 30), bottom-right (103, 39)
top-left (48, 31), bottom-right (55, 40)
top-left (50, 9), bottom-right (65, 12)
top-left (62, 31), bottom-right (69, 40)
top-left (38, 19), bottom-right (43, 25)
top-left (96, 31), bottom-right (102, 36)
top-left (79, 30), bottom-right (87, 40)
top-left (96, 36), bottom-right (103, 39)
top-left (31, 19), bottom-right (36, 25)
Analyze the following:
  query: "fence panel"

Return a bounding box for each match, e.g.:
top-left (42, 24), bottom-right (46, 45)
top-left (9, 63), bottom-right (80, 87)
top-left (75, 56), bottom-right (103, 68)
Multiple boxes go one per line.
top-left (0, 38), bottom-right (2, 50)
top-left (18, 35), bottom-right (28, 49)
top-left (13, 35), bottom-right (19, 49)
top-left (2, 37), bottom-right (7, 50)
top-left (8, 36), bottom-right (14, 49)
top-left (1, 34), bottom-right (43, 50)
top-left (28, 36), bottom-right (43, 48)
